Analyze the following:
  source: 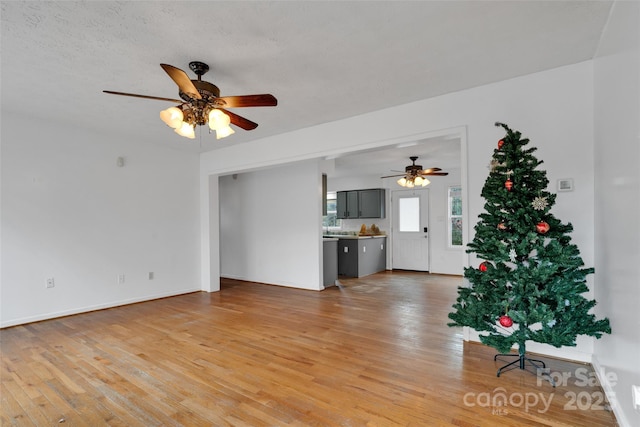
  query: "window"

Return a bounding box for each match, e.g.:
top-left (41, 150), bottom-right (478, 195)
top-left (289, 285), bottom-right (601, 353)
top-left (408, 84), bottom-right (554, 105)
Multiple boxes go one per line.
top-left (323, 192), bottom-right (342, 229)
top-left (399, 197), bottom-right (420, 232)
top-left (448, 186), bottom-right (463, 247)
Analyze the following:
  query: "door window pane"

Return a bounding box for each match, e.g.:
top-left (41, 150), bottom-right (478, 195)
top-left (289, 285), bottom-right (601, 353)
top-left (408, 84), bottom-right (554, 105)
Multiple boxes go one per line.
top-left (399, 197), bottom-right (420, 232)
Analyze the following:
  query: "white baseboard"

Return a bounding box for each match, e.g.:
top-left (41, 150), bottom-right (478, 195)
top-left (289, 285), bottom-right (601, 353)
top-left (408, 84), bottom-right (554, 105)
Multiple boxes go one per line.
top-left (463, 328), bottom-right (592, 362)
top-left (0, 288), bottom-right (200, 328)
top-left (220, 274), bottom-right (322, 291)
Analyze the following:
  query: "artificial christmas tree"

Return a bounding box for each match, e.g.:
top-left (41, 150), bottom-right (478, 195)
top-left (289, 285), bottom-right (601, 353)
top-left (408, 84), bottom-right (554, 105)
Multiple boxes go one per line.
top-left (448, 122), bottom-right (610, 384)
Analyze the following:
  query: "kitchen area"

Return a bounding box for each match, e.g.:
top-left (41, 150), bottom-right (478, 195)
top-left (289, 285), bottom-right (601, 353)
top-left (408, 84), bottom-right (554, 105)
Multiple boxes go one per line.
top-left (217, 141), bottom-right (462, 293)
top-left (322, 186), bottom-right (388, 287)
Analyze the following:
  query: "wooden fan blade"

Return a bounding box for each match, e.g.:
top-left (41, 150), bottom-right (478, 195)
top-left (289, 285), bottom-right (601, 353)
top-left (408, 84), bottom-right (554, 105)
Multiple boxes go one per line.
top-left (420, 168), bottom-right (442, 174)
top-left (220, 108), bottom-right (258, 130)
top-left (103, 90), bottom-right (182, 103)
top-left (380, 174), bottom-right (406, 179)
top-left (422, 172), bottom-right (449, 176)
top-left (217, 94), bottom-right (277, 108)
top-left (160, 64), bottom-right (201, 99)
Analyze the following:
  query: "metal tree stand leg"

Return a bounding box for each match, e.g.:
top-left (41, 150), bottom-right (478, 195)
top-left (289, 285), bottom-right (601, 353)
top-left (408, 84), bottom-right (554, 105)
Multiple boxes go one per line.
top-left (494, 349), bottom-right (556, 387)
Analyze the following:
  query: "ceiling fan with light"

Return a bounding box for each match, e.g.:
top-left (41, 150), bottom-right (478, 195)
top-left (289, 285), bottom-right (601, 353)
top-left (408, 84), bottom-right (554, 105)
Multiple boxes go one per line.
top-left (382, 156), bottom-right (448, 187)
top-left (103, 61), bottom-right (277, 140)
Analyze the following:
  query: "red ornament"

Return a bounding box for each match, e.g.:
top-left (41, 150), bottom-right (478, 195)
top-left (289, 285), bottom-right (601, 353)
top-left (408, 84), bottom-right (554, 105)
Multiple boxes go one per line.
top-left (497, 222), bottom-right (507, 230)
top-left (499, 315), bottom-right (514, 327)
top-left (536, 221), bottom-right (550, 234)
top-left (498, 139), bottom-right (505, 149)
top-left (505, 179), bottom-right (513, 191)
top-left (479, 262), bottom-right (488, 272)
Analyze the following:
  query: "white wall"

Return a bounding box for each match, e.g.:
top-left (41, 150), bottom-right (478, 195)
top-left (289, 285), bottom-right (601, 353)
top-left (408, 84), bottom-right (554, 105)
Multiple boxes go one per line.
top-left (218, 160), bottom-right (323, 290)
top-left (418, 168), bottom-right (463, 275)
top-left (201, 60), bottom-right (598, 362)
top-left (593, 2), bottom-right (640, 426)
top-left (1, 113), bottom-right (200, 327)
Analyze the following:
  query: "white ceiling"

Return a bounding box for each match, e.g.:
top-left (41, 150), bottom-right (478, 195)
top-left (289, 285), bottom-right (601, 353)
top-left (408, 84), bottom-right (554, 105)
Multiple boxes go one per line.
top-left (1, 1), bottom-right (612, 176)
top-left (328, 134), bottom-right (462, 179)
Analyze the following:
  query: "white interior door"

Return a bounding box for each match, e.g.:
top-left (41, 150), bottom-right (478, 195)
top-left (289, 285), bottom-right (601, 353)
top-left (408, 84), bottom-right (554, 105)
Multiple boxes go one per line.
top-left (392, 189), bottom-right (430, 271)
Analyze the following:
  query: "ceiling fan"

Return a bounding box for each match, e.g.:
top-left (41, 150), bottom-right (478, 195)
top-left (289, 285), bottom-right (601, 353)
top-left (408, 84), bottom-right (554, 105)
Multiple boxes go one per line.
top-left (103, 61), bottom-right (277, 139)
top-left (382, 156), bottom-right (448, 187)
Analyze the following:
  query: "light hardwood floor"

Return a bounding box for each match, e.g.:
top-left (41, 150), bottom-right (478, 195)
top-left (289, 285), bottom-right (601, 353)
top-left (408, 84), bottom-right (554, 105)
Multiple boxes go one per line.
top-left (1, 272), bottom-right (618, 426)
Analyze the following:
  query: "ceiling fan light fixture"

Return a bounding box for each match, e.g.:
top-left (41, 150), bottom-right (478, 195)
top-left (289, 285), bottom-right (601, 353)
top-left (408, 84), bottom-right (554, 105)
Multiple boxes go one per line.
top-left (396, 174), bottom-right (430, 188)
top-left (216, 125), bottom-right (235, 139)
top-left (175, 122), bottom-right (196, 139)
top-left (208, 109), bottom-right (231, 131)
top-left (160, 106), bottom-right (183, 129)
top-left (105, 62), bottom-right (277, 141)
top-left (386, 157), bottom-right (443, 187)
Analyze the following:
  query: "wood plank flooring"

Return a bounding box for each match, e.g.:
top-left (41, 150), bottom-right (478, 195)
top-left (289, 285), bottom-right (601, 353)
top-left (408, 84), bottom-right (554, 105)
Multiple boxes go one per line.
top-left (1, 272), bottom-right (618, 426)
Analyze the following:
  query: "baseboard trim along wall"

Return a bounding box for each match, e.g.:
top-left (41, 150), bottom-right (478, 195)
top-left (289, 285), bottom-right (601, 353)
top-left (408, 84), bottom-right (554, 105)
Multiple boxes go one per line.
top-left (0, 288), bottom-right (200, 329)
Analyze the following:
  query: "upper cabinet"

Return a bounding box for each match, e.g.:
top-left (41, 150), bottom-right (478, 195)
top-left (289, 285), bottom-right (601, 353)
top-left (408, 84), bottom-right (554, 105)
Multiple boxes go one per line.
top-left (358, 189), bottom-right (385, 218)
top-left (336, 191), bottom-right (359, 219)
top-left (337, 189), bottom-right (385, 219)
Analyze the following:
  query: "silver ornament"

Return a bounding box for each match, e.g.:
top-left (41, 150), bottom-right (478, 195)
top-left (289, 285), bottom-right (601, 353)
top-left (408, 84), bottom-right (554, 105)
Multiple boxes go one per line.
top-left (532, 196), bottom-right (549, 211)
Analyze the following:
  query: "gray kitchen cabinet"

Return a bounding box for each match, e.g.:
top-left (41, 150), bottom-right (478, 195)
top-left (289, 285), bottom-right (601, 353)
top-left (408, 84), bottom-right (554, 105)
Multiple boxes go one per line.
top-left (336, 189), bottom-right (385, 219)
top-left (337, 239), bottom-right (358, 277)
top-left (358, 189), bottom-right (385, 218)
top-left (336, 191), bottom-right (359, 219)
top-left (337, 237), bottom-right (386, 278)
top-left (360, 237), bottom-right (387, 275)
top-left (323, 239), bottom-right (338, 287)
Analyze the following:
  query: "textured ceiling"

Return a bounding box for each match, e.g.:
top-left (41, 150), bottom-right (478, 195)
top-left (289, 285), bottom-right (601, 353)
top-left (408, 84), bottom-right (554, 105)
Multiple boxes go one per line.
top-left (1, 1), bottom-right (612, 167)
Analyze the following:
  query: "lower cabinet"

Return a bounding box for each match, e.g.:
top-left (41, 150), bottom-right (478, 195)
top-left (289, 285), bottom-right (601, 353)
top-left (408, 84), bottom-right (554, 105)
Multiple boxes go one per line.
top-left (338, 237), bottom-right (386, 278)
top-left (337, 240), bottom-right (358, 277)
top-left (323, 239), bottom-right (338, 287)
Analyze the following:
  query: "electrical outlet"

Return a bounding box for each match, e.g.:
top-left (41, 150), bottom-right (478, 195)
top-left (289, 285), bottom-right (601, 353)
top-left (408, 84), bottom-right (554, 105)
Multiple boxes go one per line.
top-left (148, 272), bottom-right (154, 280)
top-left (117, 274), bottom-right (125, 284)
top-left (46, 278), bottom-right (55, 288)
top-left (632, 385), bottom-right (640, 410)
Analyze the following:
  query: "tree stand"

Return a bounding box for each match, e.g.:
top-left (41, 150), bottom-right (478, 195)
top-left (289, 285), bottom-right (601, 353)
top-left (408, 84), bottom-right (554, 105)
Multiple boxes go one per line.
top-left (494, 348), bottom-right (556, 387)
